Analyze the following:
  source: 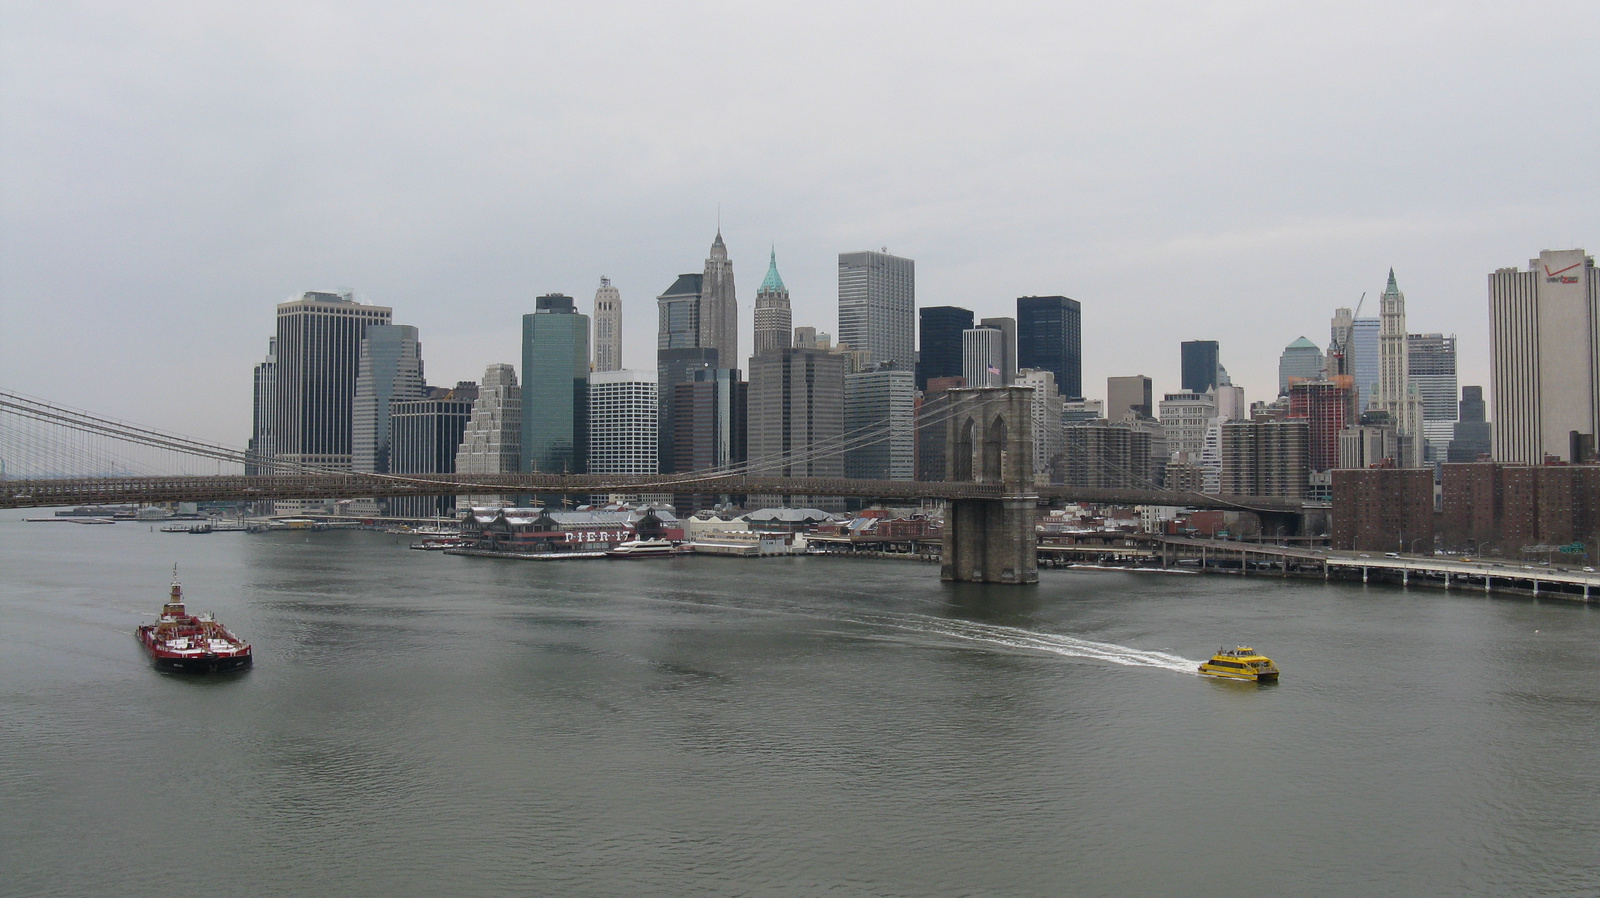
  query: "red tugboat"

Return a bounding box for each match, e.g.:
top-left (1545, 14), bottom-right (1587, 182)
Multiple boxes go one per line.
top-left (136, 568), bottom-right (253, 673)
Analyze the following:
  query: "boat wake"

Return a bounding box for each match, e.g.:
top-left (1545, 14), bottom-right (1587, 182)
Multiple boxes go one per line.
top-left (834, 610), bottom-right (1200, 674)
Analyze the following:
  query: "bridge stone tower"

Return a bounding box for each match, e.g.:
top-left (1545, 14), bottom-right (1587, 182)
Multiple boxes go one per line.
top-left (941, 387), bottom-right (1039, 584)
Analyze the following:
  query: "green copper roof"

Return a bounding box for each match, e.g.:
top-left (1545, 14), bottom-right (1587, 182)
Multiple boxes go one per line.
top-left (759, 246), bottom-right (786, 293)
top-left (1286, 336), bottom-right (1320, 350)
top-left (1385, 268), bottom-right (1399, 294)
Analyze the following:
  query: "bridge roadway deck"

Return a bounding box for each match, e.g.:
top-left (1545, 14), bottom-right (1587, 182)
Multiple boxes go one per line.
top-left (0, 473), bottom-right (1306, 513)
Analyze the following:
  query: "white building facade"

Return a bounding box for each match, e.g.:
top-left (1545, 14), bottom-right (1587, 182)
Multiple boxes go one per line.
top-left (592, 277), bottom-right (622, 373)
top-left (1490, 248), bottom-right (1600, 464)
top-left (588, 369), bottom-right (659, 475)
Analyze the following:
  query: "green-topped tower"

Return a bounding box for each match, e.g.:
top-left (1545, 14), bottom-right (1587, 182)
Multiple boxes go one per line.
top-left (753, 245), bottom-right (792, 357)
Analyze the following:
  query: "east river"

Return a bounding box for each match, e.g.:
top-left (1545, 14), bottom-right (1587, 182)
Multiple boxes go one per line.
top-left (2, 516), bottom-right (1599, 896)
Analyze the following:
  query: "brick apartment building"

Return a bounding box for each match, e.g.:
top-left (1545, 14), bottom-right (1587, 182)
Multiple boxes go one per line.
top-left (1331, 468), bottom-right (1434, 552)
top-left (1441, 462), bottom-right (1600, 552)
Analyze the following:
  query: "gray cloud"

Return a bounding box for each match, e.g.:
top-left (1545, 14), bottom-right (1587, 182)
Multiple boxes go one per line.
top-left (2, 0), bottom-right (1596, 444)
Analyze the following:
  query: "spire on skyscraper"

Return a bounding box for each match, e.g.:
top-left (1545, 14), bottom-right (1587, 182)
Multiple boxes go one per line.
top-left (760, 245), bottom-right (786, 294)
top-left (1386, 268), bottom-right (1399, 294)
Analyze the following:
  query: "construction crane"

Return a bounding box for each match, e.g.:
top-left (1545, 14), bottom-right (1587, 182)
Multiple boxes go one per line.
top-left (1327, 291), bottom-right (1366, 379)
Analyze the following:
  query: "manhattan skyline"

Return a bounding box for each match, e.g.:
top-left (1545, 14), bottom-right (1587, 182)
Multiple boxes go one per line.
top-left (1, 2), bottom-right (1596, 445)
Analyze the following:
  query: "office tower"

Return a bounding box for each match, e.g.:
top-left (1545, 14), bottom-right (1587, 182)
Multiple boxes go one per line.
top-left (701, 231), bottom-right (738, 366)
top-left (1489, 248), bottom-right (1600, 464)
top-left (1016, 296), bottom-right (1082, 399)
top-left (455, 364), bottom-right (522, 508)
top-left (670, 368), bottom-right (745, 475)
top-left (1408, 333), bottom-right (1458, 461)
top-left (1288, 378), bottom-right (1355, 472)
top-left (389, 385), bottom-right (476, 519)
top-left (1106, 375), bottom-right (1153, 422)
top-left (844, 366), bottom-right (916, 480)
top-left (1158, 391), bottom-right (1218, 463)
top-left (588, 370), bottom-right (658, 475)
top-left (1214, 384), bottom-right (1246, 422)
top-left (1016, 368), bottom-right (1065, 484)
top-left (838, 249), bottom-right (915, 371)
top-left (1328, 309), bottom-right (1355, 378)
top-left (521, 294), bottom-right (590, 475)
top-left (1351, 317), bottom-right (1380, 411)
top-left (352, 324), bottom-right (425, 474)
top-left (657, 272), bottom-right (704, 352)
top-left (915, 376), bottom-right (965, 482)
top-left (793, 326), bottom-right (822, 349)
top-left (962, 326), bottom-right (1005, 387)
top-left (978, 317), bottom-right (1017, 385)
top-left (1365, 270), bottom-right (1425, 467)
top-left (1448, 386), bottom-right (1493, 462)
top-left (1277, 337), bottom-right (1325, 395)
top-left (1180, 341), bottom-right (1221, 394)
top-left (917, 306), bottom-right (973, 391)
top-left (247, 338), bottom-right (277, 475)
top-left (1220, 420), bottom-right (1309, 498)
top-left (656, 347), bottom-right (719, 473)
top-left (753, 247), bottom-right (792, 356)
top-left (592, 277), bottom-right (622, 373)
top-left (1339, 422), bottom-right (1399, 469)
top-left (748, 347), bottom-right (845, 508)
top-left (271, 290), bottom-right (392, 471)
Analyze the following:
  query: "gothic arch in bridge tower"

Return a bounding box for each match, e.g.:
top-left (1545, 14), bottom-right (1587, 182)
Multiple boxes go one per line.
top-left (941, 387), bottom-right (1038, 585)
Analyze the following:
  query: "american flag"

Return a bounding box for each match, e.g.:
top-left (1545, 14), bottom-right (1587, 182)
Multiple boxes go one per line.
top-left (987, 364), bottom-right (1001, 377)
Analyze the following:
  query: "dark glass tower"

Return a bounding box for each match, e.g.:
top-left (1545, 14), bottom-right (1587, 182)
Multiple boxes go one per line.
top-left (1180, 340), bottom-right (1220, 394)
top-left (1016, 296), bottom-right (1082, 399)
top-left (521, 294), bottom-right (590, 475)
top-left (916, 306), bottom-right (973, 392)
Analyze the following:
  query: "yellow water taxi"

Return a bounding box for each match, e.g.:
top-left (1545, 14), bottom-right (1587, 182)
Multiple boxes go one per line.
top-left (1199, 646), bottom-right (1279, 681)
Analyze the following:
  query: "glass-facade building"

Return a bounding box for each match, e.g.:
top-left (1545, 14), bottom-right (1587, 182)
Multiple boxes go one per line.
top-left (521, 294), bottom-right (590, 475)
top-left (1016, 295), bottom-right (1082, 400)
top-left (1180, 340), bottom-right (1220, 394)
top-left (916, 306), bottom-right (972, 391)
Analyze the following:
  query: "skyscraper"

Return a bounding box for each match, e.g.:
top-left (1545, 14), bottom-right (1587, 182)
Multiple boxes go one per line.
top-left (1159, 391), bottom-right (1218, 463)
top-left (1448, 385), bottom-right (1492, 463)
top-left (1288, 378), bottom-right (1355, 473)
top-left (753, 247), bottom-right (792, 356)
top-left (588, 370), bottom-right (658, 475)
top-left (271, 291), bottom-right (392, 472)
top-left (657, 272), bottom-right (704, 352)
top-left (838, 250), bottom-right (915, 371)
top-left (1350, 317), bottom-right (1380, 411)
top-left (844, 366), bottom-right (915, 480)
top-left (1407, 332), bottom-right (1458, 461)
top-left (1016, 296), bottom-right (1082, 399)
top-left (700, 231), bottom-right (738, 367)
top-left (521, 294), bottom-right (590, 475)
top-left (352, 324), bottom-right (425, 474)
top-left (1489, 248), bottom-right (1600, 464)
top-left (455, 363), bottom-right (522, 509)
top-left (962, 326), bottom-right (1005, 388)
top-left (1106, 375), bottom-right (1153, 422)
top-left (247, 338), bottom-right (277, 475)
top-left (979, 317), bottom-right (1017, 385)
top-left (389, 384), bottom-right (476, 519)
top-left (1277, 337), bottom-right (1325, 395)
top-left (592, 277), bottom-right (622, 373)
top-left (748, 346), bottom-right (845, 507)
top-left (916, 306), bottom-right (973, 391)
top-left (1365, 270), bottom-right (1425, 467)
top-left (1016, 368), bottom-right (1064, 484)
top-left (1180, 341), bottom-right (1221, 394)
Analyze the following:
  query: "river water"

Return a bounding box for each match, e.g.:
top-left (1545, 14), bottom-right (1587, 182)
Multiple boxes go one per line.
top-left (2, 516), bottom-right (1598, 896)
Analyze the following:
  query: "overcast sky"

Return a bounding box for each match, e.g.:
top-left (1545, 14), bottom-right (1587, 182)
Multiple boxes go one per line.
top-left (2, 1), bottom-right (1596, 447)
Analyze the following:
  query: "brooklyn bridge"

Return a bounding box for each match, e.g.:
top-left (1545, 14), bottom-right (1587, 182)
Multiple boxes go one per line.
top-left (1, 386), bottom-right (1311, 583)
